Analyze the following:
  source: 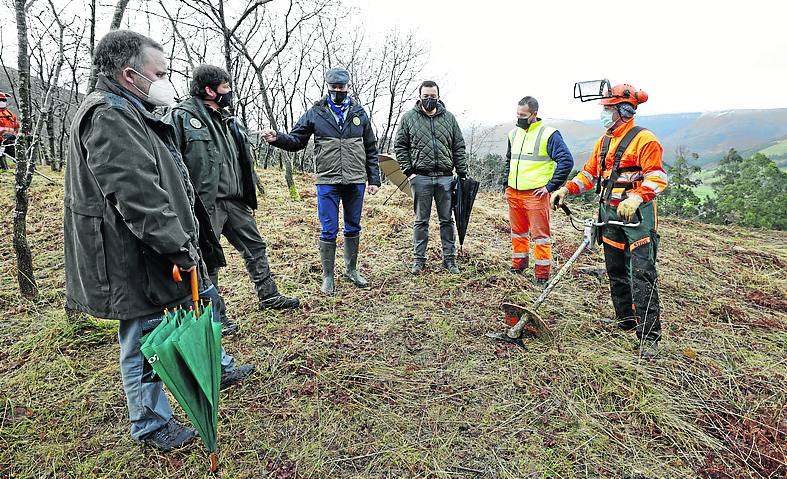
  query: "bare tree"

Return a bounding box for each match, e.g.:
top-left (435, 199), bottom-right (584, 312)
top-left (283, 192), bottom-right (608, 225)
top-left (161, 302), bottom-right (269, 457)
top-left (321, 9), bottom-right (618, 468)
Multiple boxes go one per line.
top-left (12, 0), bottom-right (38, 298)
top-left (86, 0), bottom-right (132, 92)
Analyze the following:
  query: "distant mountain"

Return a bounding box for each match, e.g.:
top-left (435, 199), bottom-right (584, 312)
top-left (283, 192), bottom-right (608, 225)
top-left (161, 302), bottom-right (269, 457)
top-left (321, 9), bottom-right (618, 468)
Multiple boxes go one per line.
top-left (468, 108), bottom-right (787, 168)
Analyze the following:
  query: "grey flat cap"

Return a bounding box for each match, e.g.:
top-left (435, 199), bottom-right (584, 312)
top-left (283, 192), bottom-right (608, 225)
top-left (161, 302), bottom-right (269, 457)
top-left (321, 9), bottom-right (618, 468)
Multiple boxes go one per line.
top-left (325, 67), bottom-right (350, 85)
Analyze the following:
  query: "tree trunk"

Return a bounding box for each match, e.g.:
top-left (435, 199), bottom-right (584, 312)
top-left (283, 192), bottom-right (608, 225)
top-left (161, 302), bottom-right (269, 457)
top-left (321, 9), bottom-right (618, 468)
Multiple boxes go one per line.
top-left (87, 0), bottom-right (129, 92)
top-left (257, 74), bottom-right (299, 200)
top-left (47, 108), bottom-right (58, 171)
top-left (13, 0), bottom-right (38, 298)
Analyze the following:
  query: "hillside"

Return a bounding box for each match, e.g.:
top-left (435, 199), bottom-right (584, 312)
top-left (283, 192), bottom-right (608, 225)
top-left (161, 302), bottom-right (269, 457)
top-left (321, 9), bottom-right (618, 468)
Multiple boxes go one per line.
top-left (471, 109), bottom-right (787, 167)
top-left (1, 169), bottom-right (785, 478)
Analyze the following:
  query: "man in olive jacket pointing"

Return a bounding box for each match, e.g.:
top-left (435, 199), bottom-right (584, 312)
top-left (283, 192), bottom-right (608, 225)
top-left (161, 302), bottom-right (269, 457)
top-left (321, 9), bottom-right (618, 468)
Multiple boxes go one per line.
top-left (166, 65), bottom-right (299, 330)
top-left (395, 80), bottom-right (468, 274)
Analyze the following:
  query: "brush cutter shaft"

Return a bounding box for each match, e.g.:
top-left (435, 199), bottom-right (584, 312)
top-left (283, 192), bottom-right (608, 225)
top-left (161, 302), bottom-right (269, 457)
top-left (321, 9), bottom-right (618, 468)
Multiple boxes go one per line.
top-left (507, 235), bottom-right (591, 338)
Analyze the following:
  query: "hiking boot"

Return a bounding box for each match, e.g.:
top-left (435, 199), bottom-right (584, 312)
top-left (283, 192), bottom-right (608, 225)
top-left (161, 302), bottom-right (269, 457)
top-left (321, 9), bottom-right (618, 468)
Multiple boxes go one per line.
top-left (259, 294), bottom-right (300, 310)
top-left (343, 235), bottom-right (369, 288)
top-left (220, 316), bottom-right (239, 336)
top-left (509, 267), bottom-right (526, 274)
top-left (220, 364), bottom-right (255, 390)
top-left (138, 418), bottom-right (196, 452)
top-left (411, 259), bottom-right (426, 275)
top-left (443, 258), bottom-right (460, 274)
top-left (639, 339), bottom-right (660, 360)
top-left (319, 240), bottom-right (336, 295)
top-left (534, 277), bottom-right (548, 287)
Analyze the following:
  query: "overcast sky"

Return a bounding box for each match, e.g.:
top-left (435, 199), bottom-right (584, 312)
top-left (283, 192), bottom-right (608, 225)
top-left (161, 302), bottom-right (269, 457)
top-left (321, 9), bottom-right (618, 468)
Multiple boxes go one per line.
top-left (347, 0), bottom-right (787, 125)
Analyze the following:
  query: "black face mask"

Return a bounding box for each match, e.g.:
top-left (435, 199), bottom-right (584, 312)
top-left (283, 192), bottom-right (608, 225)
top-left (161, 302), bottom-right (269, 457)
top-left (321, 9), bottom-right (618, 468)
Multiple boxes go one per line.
top-left (215, 90), bottom-right (233, 109)
top-left (421, 97), bottom-right (439, 112)
top-left (329, 90), bottom-right (348, 103)
top-left (517, 116), bottom-right (532, 129)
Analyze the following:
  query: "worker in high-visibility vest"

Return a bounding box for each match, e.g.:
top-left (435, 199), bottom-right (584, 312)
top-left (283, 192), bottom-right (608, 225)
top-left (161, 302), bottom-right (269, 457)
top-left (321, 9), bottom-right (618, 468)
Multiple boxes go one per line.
top-left (552, 83), bottom-right (668, 359)
top-left (503, 96), bottom-right (573, 285)
top-left (0, 91), bottom-right (20, 170)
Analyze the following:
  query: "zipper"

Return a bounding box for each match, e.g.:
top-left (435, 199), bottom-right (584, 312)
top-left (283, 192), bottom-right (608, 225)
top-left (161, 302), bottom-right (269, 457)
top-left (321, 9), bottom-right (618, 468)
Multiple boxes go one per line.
top-left (430, 116), bottom-right (438, 173)
top-left (514, 128), bottom-right (527, 190)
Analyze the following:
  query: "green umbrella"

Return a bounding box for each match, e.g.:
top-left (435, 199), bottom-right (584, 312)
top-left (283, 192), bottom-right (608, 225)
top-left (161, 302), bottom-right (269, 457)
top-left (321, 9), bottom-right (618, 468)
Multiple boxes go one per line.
top-left (140, 267), bottom-right (222, 471)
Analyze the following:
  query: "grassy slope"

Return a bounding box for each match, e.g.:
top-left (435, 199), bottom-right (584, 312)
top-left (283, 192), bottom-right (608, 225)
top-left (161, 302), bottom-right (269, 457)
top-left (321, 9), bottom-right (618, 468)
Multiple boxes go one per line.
top-left (1, 168), bottom-right (785, 479)
top-left (759, 139), bottom-right (787, 157)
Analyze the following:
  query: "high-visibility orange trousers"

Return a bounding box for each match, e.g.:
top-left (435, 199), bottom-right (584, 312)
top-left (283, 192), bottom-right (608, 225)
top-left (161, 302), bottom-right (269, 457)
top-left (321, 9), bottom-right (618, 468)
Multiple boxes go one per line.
top-left (505, 187), bottom-right (552, 278)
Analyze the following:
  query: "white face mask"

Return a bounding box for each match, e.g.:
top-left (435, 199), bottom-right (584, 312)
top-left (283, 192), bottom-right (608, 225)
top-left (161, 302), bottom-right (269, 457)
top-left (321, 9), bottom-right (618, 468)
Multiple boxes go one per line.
top-left (126, 68), bottom-right (176, 107)
top-left (600, 110), bottom-right (615, 129)
top-left (0, 101), bottom-right (7, 109)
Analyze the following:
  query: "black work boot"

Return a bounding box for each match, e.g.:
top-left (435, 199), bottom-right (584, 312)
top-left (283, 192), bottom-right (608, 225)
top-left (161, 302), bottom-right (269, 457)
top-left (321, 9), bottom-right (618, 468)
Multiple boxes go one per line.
top-left (411, 259), bottom-right (426, 275)
top-left (443, 257), bottom-right (460, 274)
top-left (220, 364), bottom-right (255, 390)
top-left (639, 339), bottom-right (659, 360)
top-left (343, 235), bottom-right (369, 287)
top-left (137, 418), bottom-right (196, 452)
top-left (259, 294), bottom-right (300, 310)
top-left (319, 240), bottom-right (336, 295)
top-left (220, 316), bottom-right (239, 336)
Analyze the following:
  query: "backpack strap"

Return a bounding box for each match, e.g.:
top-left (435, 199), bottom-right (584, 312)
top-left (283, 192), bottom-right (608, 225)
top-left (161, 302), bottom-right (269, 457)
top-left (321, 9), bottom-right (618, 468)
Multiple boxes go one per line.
top-left (595, 136), bottom-right (612, 194)
top-left (600, 126), bottom-right (646, 205)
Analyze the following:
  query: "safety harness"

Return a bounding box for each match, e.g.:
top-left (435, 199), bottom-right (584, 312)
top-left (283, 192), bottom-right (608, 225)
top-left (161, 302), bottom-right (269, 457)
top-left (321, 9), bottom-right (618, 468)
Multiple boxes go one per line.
top-left (596, 126), bottom-right (646, 206)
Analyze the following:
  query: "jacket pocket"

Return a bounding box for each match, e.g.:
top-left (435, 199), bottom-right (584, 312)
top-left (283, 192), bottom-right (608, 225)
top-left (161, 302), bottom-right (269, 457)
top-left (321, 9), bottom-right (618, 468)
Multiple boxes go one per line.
top-left (140, 245), bottom-right (191, 307)
top-left (64, 206), bottom-right (110, 310)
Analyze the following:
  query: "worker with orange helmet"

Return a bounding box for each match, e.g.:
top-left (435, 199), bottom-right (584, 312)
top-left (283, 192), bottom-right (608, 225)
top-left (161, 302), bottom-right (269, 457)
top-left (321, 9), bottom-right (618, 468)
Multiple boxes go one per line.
top-left (0, 91), bottom-right (20, 170)
top-left (551, 83), bottom-right (668, 359)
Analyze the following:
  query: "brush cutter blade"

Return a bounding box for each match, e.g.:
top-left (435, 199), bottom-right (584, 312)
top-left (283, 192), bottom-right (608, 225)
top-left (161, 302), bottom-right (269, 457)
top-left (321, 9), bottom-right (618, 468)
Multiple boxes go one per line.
top-left (501, 302), bottom-right (552, 339)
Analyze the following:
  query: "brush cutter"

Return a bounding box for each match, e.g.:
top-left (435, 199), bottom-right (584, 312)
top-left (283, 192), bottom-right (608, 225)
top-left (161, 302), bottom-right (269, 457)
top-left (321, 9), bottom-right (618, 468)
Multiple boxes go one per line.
top-left (485, 204), bottom-right (641, 346)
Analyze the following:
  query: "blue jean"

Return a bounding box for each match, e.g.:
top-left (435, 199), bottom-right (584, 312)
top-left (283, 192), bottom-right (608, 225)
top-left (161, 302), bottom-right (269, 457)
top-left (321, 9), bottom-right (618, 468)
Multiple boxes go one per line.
top-left (316, 184), bottom-right (366, 241)
top-left (119, 285), bottom-right (235, 440)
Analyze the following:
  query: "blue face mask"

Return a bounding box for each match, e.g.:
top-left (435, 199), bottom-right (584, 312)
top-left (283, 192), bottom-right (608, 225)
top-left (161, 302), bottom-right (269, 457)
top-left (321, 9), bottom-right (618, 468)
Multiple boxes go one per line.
top-left (600, 110), bottom-right (615, 128)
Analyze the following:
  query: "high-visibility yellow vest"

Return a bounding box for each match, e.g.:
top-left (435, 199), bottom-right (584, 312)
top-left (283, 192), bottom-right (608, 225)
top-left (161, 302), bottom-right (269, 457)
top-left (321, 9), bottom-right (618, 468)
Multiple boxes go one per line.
top-left (507, 120), bottom-right (557, 190)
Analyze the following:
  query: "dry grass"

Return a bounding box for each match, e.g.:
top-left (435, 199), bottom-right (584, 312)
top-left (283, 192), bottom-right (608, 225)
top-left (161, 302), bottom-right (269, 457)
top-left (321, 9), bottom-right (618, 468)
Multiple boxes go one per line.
top-left (0, 167), bottom-right (785, 479)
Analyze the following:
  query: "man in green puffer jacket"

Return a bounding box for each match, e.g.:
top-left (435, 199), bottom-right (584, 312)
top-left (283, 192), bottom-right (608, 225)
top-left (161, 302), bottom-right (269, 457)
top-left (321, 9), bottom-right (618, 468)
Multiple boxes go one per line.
top-left (394, 80), bottom-right (468, 274)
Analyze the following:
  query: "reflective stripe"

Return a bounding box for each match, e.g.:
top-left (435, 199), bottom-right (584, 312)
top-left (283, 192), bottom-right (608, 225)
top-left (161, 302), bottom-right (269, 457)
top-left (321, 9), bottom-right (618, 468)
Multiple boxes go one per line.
top-left (512, 252), bottom-right (530, 258)
top-left (579, 170), bottom-right (595, 183)
top-left (533, 238), bottom-right (550, 245)
top-left (511, 233), bottom-right (530, 238)
top-left (641, 180), bottom-right (664, 193)
top-left (532, 125), bottom-right (547, 155)
top-left (534, 259), bottom-right (551, 266)
top-left (571, 177), bottom-right (590, 193)
top-left (619, 172), bottom-right (643, 181)
top-left (510, 154), bottom-right (553, 162)
top-left (648, 170), bottom-right (668, 181)
top-left (602, 236), bottom-right (626, 250)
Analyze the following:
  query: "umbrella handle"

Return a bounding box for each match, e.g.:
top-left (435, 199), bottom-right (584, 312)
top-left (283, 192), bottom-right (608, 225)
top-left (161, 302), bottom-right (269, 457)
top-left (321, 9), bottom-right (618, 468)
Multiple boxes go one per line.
top-left (171, 265), bottom-right (201, 316)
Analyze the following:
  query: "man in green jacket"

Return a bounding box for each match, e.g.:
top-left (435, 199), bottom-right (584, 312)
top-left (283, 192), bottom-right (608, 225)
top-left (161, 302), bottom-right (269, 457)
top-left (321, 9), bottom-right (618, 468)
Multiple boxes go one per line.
top-left (394, 80), bottom-right (468, 274)
top-left (166, 65), bottom-right (299, 331)
top-left (64, 31), bottom-right (253, 452)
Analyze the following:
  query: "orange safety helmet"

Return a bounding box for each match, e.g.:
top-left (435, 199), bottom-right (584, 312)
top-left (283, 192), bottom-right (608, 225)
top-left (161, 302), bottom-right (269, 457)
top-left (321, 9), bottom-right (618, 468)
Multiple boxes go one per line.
top-left (599, 84), bottom-right (648, 107)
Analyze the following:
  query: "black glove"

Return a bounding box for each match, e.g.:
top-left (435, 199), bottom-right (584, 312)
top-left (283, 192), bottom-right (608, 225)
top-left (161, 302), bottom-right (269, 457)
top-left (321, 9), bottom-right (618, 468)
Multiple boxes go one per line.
top-left (458, 172), bottom-right (467, 180)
